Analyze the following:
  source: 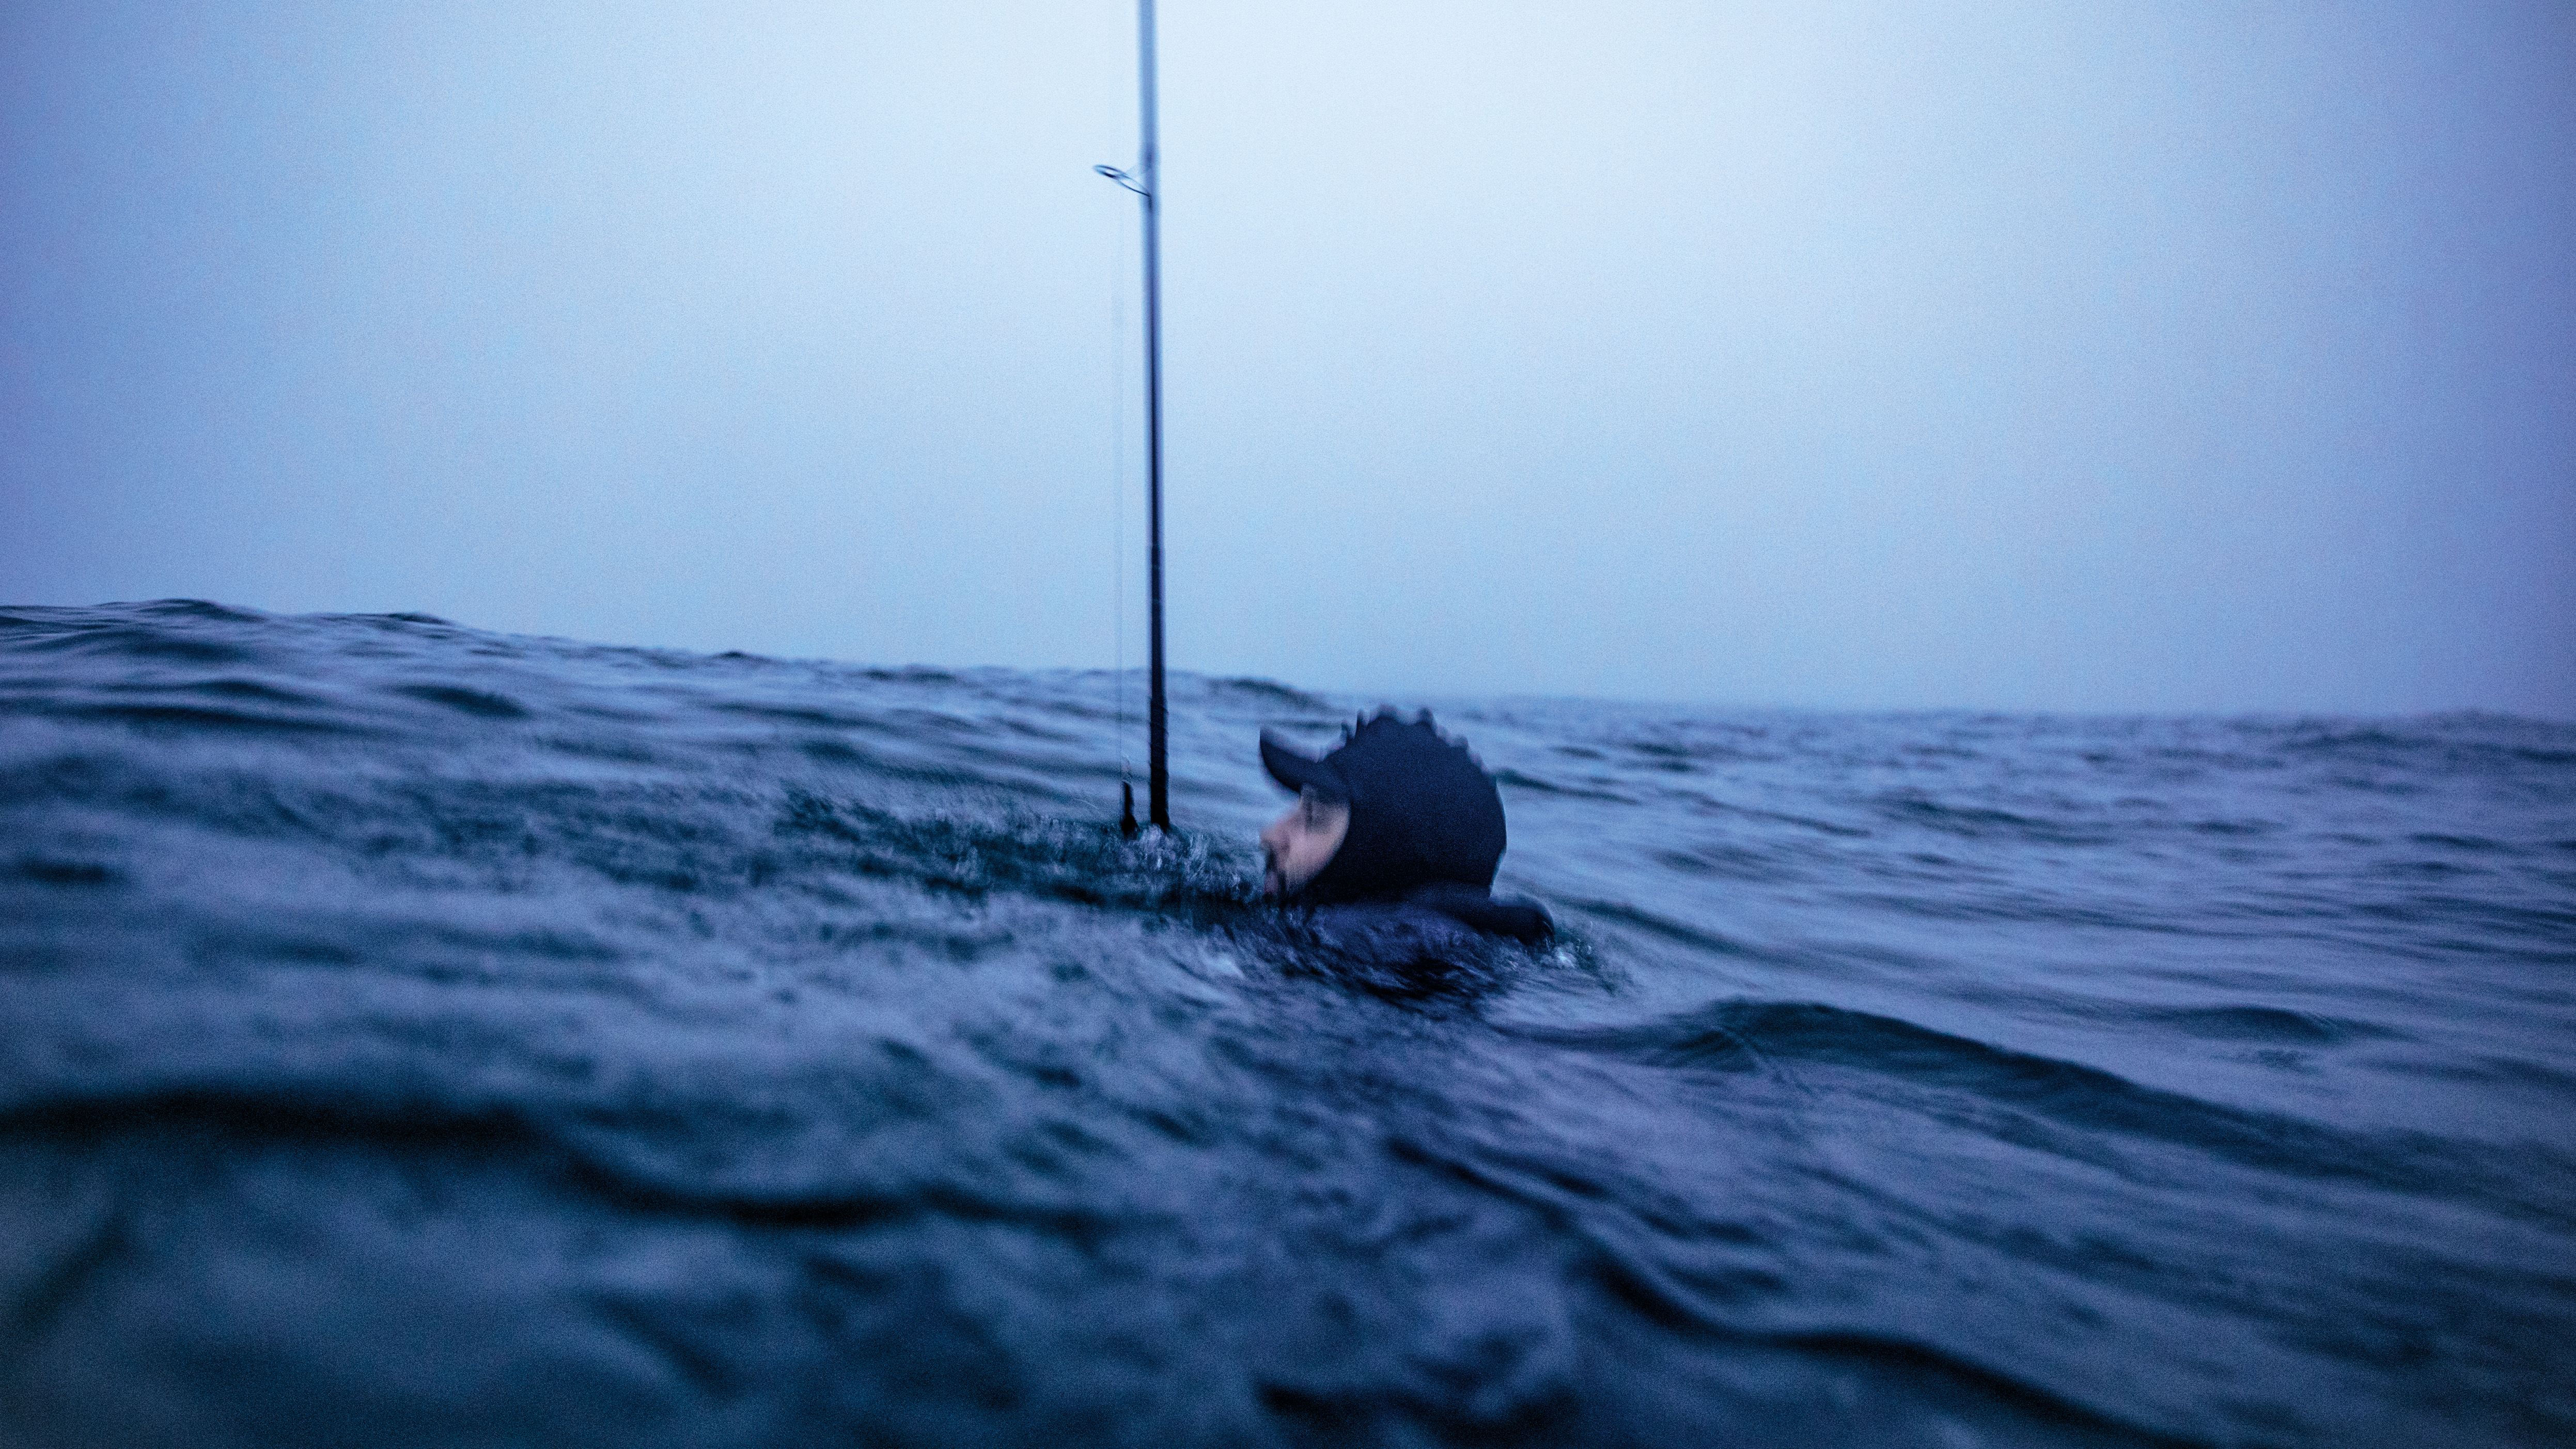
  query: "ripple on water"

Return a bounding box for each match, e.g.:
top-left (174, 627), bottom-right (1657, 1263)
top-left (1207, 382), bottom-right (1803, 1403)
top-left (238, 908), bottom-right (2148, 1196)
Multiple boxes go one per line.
top-left (0, 603), bottom-right (2571, 1448)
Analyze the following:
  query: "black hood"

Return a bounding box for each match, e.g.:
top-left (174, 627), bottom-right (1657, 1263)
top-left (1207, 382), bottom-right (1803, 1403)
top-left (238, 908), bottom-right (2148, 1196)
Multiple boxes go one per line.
top-left (1260, 711), bottom-right (1506, 906)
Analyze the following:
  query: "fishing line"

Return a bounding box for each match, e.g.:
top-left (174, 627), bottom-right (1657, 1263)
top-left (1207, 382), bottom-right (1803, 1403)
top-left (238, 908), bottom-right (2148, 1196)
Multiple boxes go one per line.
top-left (1097, 0), bottom-right (1165, 833)
top-left (1110, 190), bottom-right (1134, 827)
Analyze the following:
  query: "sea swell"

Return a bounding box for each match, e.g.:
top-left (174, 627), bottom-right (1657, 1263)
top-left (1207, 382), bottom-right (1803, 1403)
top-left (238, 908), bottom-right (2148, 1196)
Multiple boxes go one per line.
top-left (2, 601), bottom-right (2572, 1447)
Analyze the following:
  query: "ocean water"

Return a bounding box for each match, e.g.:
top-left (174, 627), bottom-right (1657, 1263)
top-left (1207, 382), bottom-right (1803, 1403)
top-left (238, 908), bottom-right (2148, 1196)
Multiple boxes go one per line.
top-left (2, 601), bottom-right (2571, 1449)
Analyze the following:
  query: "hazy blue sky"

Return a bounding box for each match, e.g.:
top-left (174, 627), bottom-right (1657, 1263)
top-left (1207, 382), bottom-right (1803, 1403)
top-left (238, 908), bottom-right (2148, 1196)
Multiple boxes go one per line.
top-left (4, 1), bottom-right (2570, 712)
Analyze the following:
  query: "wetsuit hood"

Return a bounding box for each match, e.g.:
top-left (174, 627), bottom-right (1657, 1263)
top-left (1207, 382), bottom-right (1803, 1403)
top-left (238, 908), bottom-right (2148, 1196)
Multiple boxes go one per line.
top-left (1261, 711), bottom-right (1507, 907)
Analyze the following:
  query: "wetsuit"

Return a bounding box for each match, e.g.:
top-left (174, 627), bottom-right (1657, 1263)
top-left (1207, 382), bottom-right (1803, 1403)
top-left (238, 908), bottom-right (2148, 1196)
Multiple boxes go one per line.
top-left (1262, 711), bottom-right (1553, 990)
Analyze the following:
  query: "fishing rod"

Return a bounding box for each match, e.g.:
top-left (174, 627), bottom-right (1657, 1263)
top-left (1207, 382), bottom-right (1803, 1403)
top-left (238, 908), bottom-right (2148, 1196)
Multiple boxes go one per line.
top-left (1096, 0), bottom-right (1169, 834)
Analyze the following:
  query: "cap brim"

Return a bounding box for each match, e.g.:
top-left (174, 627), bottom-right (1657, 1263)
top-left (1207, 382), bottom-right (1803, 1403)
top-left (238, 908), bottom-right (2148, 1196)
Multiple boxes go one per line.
top-left (1260, 730), bottom-right (1349, 801)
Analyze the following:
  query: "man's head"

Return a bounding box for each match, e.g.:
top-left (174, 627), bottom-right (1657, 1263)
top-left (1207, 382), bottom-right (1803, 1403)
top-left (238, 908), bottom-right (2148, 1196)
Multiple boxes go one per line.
top-left (1257, 711), bottom-right (1507, 903)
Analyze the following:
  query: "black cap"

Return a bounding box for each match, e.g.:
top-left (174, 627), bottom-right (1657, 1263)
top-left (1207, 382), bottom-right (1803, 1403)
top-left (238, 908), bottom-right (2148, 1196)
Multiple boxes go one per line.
top-left (1260, 710), bottom-right (1506, 904)
top-left (1259, 732), bottom-right (1350, 803)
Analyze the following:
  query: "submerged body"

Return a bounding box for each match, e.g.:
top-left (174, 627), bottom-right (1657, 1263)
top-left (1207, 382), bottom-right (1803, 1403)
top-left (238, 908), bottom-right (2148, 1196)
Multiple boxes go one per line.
top-left (1263, 881), bottom-right (1557, 1000)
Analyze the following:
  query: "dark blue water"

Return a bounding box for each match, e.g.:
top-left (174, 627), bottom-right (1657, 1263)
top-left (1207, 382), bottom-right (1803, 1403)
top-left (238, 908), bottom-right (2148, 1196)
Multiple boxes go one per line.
top-left (4, 601), bottom-right (2572, 1448)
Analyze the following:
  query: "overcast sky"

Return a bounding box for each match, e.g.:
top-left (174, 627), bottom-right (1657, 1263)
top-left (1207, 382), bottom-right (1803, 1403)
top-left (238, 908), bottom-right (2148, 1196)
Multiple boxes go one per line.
top-left (4, 1), bottom-right (2569, 713)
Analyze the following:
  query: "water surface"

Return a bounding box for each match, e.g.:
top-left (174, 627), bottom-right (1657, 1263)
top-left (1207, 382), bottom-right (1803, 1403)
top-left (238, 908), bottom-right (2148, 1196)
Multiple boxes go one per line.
top-left (3, 602), bottom-right (2571, 1447)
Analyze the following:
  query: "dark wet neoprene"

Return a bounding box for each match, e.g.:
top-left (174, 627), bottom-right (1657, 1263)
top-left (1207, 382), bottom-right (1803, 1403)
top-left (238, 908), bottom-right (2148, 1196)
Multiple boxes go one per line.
top-left (1262, 712), bottom-right (1551, 944)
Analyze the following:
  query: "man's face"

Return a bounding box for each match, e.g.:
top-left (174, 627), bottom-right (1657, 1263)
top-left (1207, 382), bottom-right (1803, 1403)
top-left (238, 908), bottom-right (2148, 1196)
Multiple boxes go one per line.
top-left (1260, 788), bottom-right (1350, 900)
